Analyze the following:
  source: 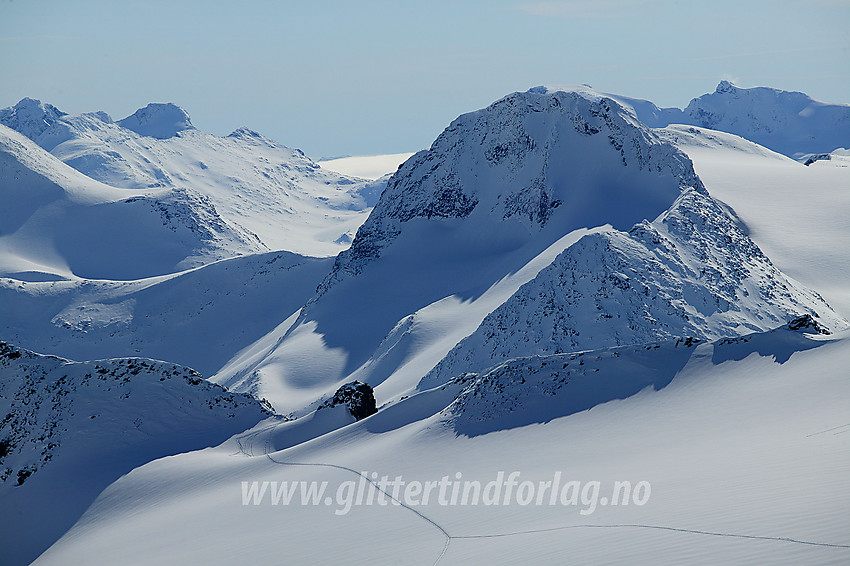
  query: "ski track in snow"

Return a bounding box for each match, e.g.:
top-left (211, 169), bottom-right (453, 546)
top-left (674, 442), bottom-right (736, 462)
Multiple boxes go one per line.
top-left (235, 421), bottom-right (850, 566)
top-left (806, 422), bottom-right (850, 437)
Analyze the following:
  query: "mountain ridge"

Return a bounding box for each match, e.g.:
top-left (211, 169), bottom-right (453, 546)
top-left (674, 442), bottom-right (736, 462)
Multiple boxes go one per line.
top-left (0, 98), bottom-right (379, 256)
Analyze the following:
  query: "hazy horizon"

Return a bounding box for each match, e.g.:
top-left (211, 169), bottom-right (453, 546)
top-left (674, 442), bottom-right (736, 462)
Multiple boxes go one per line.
top-left (2, 0), bottom-right (848, 158)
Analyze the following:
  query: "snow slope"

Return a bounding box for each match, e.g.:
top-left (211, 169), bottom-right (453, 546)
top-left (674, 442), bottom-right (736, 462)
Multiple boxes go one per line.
top-left (658, 125), bottom-right (850, 317)
top-left (0, 124), bottom-right (264, 281)
top-left (31, 323), bottom-right (850, 565)
top-left (608, 81), bottom-right (850, 159)
top-left (0, 342), bottom-right (271, 566)
top-left (423, 186), bottom-right (843, 387)
top-left (4, 83), bottom-right (849, 565)
top-left (213, 87), bottom-right (706, 412)
top-left (1, 98), bottom-right (376, 255)
top-left (0, 251), bottom-right (333, 377)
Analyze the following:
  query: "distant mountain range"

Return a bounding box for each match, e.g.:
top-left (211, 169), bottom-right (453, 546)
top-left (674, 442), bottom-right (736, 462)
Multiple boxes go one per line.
top-left (608, 80), bottom-right (850, 159)
top-left (0, 98), bottom-right (382, 265)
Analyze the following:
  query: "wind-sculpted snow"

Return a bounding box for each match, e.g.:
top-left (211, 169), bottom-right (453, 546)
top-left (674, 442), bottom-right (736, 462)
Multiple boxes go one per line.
top-left (422, 188), bottom-right (845, 387)
top-left (0, 341), bottom-right (272, 566)
top-left (0, 99), bottom-right (376, 255)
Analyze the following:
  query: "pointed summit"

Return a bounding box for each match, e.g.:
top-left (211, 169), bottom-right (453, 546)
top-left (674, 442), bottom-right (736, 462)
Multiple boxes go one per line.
top-left (715, 79), bottom-right (736, 94)
top-left (117, 102), bottom-right (194, 139)
top-left (0, 98), bottom-right (67, 140)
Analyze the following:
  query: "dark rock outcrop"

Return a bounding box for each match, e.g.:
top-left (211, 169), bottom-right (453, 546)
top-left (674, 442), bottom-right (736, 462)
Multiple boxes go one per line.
top-left (322, 381), bottom-right (378, 420)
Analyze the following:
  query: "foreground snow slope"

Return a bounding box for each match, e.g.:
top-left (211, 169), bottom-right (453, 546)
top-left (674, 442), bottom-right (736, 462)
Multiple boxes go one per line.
top-left (1, 98), bottom-right (376, 255)
top-left (33, 324), bottom-right (850, 565)
top-left (0, 342), bottom-right (271, 566)
top-left (0, 124), bottom-right (265, 280)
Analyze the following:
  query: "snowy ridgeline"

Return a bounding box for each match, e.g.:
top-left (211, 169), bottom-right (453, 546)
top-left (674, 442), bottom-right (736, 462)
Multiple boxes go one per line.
top-left (441, 315), bottom-right (830, 436)
top-left (0, 340), bottom-right (272, 565)
top-left (0, 341), bottom-right (270, 487)
top-left (422, 187), bottom-right (843, 387)
top-left (0, 98), bottom-right (383, 266)
top-left (0, 250), bottom-right (334, 377)
top-left (0, 82), bottom-right (848, 566)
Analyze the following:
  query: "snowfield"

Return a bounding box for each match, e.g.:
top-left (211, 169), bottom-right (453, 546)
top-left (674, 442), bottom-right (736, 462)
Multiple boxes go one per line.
top-left (1, 82), bottom-right (849, 566)
top-left (319, 152), bottom-right (417, 180)
top-left (30, 324), bottom-right (850, 566)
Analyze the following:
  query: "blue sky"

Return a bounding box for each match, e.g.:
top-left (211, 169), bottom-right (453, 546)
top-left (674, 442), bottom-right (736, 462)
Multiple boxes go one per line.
top-left (1, 0), bottom-right (848, 158)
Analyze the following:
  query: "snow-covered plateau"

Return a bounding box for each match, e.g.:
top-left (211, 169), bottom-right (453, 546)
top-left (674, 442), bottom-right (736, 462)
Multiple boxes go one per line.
top-left (1, 82), bottom-right (848, 565)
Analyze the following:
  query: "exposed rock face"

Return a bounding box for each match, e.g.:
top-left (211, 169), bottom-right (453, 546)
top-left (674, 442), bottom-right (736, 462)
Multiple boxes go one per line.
top-left (317, 87), bottom-right (704, 294)
top-left (787, 314), bottom-right (829, 334)
top-left (321, 381), bottom-right (378, 420)
top-left (0, 341), bottom-right (272, 487)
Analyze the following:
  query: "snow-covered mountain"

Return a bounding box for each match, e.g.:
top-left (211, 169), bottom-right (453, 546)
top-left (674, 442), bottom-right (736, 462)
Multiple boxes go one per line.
top-left (611, 81), bottom-right (850, 159)
top-left (3, 82), bottom-right (850, 566)
top-left (422, 185), bottom-right (842, 387)
top-left (0, 98), bottom-right (377, 256)
top-left (0, 341), bottom-right (271, 566)
top-left (212, 86), bottom-right (842, 414)
top-left (0, 124), bottom-right (268, 280)
top-left (656, 124), bottom-right (850, 317)
top-left (0, 124), bottom-right (267, 281)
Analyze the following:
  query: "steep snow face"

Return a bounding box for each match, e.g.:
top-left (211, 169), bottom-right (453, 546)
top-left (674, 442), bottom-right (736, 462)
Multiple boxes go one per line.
top-left (0, 100), bottom-right (375, 255)
top-left (614, 82), bottom-right (850, 159)
top-left (217, 87), bottom-right (707, 411)
top-left (0, 341), bottom-right (271, 566)
top-left (423, 188), bottom-right (844, 387)
top-left (0, 124), bottom-right (266, 280)
top-left (116, 102), bottom-right (194, 139)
